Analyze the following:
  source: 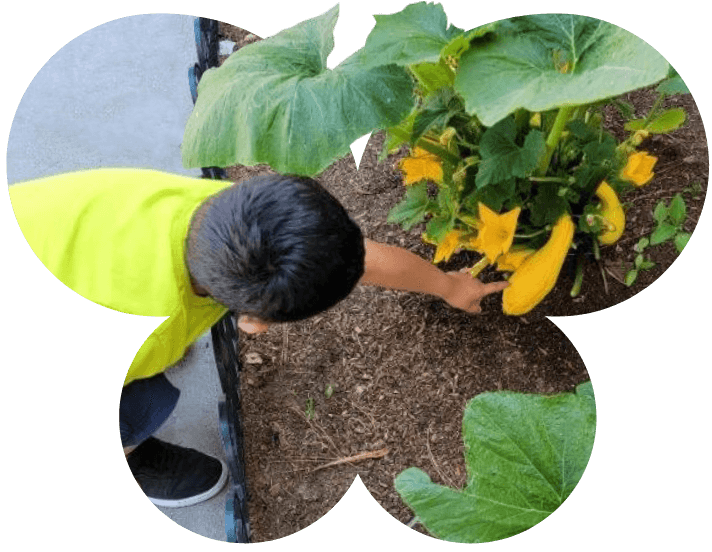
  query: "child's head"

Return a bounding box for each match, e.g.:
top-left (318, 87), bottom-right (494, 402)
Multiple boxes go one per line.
top-left (186, 174), bottom-right (365, 324)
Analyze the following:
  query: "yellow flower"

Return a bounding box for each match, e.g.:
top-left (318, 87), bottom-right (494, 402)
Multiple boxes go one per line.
top-left (474, 203), bottom-right (521, 263)
top-left (399, 147), bottom-right (443, 186)
top-left (433, 229), bottom-right (464, 264)
top-left (620, 151), bottom-right (657, 187)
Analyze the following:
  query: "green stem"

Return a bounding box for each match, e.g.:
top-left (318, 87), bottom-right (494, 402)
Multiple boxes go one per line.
top-left (514, 227), bottom-right (550, 239)
top-left (592, 238), bottom-right (601, 261)
top-left (528, 176), bottom-right (574, 184)
top-left (570, 253), bottom-right (584, 297)
top-left (468, 256), bottom-right (490, 278)
top-left (643, 92), bottom-right (665, 126)
top-left (386, 128), bottom-right (462, 166)
top-left (535, 105), bottom-right (576, 176)
top-left (414, 138), bottom-right (462, 166)
top-left (456, 138), bottom-right (480, 151)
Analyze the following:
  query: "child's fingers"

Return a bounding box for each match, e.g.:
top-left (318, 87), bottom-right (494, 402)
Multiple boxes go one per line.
top-left (452, 269), bottom-right (509, 290)
top-left (482, 280), bottom-right (509, 294)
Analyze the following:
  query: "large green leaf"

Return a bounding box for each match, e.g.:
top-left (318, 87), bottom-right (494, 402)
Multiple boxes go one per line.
top-left (476, 117), bottom-right (545, 188)
top-left (357, 3), bottom-right (497, 73)
top-left (387, 182), bottom-right (433, 230)
top-left (455, 14), bottom-right (670, 126)
top-left (182, 6), bottom-right (415, 175)
top-left (395, 381), bottom-right (596, 543)
top-left (358, 2), bottom-right (463, 68)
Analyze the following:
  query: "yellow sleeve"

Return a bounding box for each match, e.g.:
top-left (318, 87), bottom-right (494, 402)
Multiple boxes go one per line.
top-left (124, 299), bottom-right (228, 386)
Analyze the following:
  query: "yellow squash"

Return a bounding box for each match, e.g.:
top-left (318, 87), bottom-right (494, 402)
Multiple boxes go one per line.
top-left (595, 181), bottom-right (625, 245)
top-left (502, 214), bottom-right (574, 315)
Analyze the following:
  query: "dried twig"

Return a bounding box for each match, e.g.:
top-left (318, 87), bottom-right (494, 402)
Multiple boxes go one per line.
top-left (311, 448), bottom-right (389, 473)
top-left (597, 262), bottom-right (609, 295)
top-left (605, 267), bottom-right (626, 285)
top-left (288, 403), bottom-right (343, 458)
top-left (426, 425), bottom-right (455, 488)
top-left (281, 325), bottom-right (289, 365)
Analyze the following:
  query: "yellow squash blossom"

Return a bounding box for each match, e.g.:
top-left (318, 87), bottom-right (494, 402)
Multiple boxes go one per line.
top-left (620, 151), bottom-right (657, 187)
top-left (433, 229), bottom-right (464, 264)
top-left (399, 147), bottom-right (443, 185)
top-left (474, 203), bottom-right (521, 263)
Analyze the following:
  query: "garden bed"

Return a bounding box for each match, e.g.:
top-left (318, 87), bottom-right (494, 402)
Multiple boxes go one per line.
top-left (218, 23), bottom-right (707, 542)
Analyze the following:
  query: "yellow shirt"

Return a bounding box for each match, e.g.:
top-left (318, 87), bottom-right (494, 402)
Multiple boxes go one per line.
top-left (9, 169), bottom-right (231, 385)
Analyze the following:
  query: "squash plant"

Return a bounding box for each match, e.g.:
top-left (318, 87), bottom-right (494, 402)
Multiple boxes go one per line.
top-left (182, 3), bottom-right (692, 315)
top-left (395, 381), bottom-right (596, 543)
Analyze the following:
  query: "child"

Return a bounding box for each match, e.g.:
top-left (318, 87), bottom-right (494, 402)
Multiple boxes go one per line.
top-left (187, 172), bottom-right (506, 330)
top-left (9, 169), bottom-right (507, 507)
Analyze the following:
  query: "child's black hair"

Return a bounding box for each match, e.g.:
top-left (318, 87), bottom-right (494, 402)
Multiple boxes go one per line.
top-left (186, 174), bottom-right (365, 322)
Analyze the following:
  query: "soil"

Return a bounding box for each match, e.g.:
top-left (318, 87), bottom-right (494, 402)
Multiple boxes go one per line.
top-left (217, 24), bottom-right (708, 542)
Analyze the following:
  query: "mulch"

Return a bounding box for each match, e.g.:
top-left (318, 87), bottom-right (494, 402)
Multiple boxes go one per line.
top-left (215, 22), bottom-right (708, 542)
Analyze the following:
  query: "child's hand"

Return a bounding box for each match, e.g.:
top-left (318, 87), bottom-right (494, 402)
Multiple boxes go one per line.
top-left (441, 271), bottom-right (509, 314)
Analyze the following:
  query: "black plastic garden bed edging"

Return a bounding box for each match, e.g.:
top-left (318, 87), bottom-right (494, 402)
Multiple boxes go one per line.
top-left (189, 17), bottom-right (251, 543)
top-left (212, 314), bottom-right (250, 543)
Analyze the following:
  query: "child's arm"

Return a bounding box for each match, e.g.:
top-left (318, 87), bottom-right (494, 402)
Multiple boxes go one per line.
top-left (360, 239), bottom-right (508, 314)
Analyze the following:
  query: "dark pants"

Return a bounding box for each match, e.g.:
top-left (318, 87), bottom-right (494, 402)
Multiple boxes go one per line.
top-left (119, 373), bottom-right (180, 447)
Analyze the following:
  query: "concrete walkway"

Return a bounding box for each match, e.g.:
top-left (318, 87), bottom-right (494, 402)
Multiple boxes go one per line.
top-left (7, 14), bottom-right (228, 542)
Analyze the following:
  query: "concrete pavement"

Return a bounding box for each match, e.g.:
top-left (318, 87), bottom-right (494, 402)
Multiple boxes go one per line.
top-left (7, 13), bottom-right (229, 541)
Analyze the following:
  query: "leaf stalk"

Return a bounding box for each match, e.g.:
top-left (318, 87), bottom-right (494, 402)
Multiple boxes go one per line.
top-left (535, 105), bottom-right (576, 176)
top-left (414, 138), bottom-right (463, 166)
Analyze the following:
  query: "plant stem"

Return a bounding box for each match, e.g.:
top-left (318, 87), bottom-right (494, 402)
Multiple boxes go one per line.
top-left (514, 227), bottom-right (550, 239)
top-left (468, 256), bottom-right (490, 278)
top-left (535, 105), bottom-right (576, 176)
top-left (643, 92), bottom-right (665, 126)
top-left (592, 238), bottom-right (601, 261)
top-left (528, 176), bottom-right (574, 184)
top-left (414, 137), bottom-right (462, 166)
top-left (570, 253), bottom-right (584, 297)
top-left (457, 139), bottom-right (480, 151)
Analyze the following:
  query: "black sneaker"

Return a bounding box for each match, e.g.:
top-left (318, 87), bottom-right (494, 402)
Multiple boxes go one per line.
top-left (127, 437), bottom-right (228, 508)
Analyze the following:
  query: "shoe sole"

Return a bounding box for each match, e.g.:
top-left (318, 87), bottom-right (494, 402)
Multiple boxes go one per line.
top-left (150, 458), bottom-right (229, 508)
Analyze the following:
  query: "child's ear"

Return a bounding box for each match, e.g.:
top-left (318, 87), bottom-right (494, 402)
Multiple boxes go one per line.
top-left (237, 315), bottom-right (270, 334)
